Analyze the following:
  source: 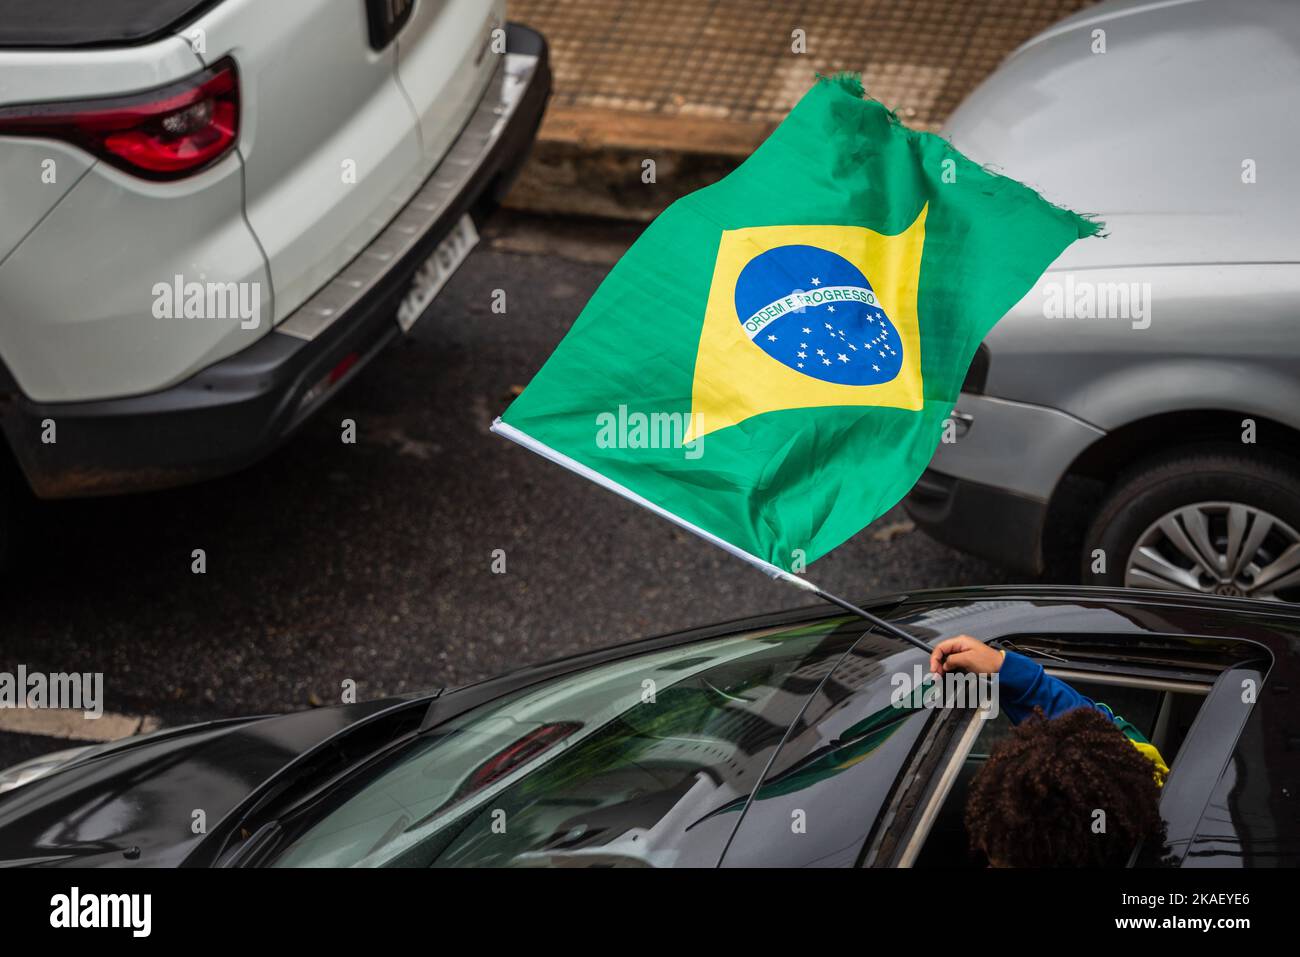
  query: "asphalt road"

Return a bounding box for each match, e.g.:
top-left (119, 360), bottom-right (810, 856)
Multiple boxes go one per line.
top-left (0, 211), bottom-right (1013, 767)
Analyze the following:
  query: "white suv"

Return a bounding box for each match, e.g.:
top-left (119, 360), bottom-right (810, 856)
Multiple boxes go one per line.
top-left (0, 0), bottom-right (549, 546)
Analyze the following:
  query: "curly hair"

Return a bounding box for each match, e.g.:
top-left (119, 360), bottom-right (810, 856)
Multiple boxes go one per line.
top-left (964, 707), bottom-right (1164, 867)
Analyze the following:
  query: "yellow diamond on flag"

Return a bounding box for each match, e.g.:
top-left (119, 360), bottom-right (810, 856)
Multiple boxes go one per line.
top-left (687, 204), bottom-right (928, 441)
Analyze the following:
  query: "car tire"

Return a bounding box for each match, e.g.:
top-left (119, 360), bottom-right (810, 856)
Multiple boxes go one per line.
top-left (0, 469), bottom-right (11, 573)
top-left (1083, 447), bottom-right (1300, 601)
top-left (0, 447), bottom-right (30, 573)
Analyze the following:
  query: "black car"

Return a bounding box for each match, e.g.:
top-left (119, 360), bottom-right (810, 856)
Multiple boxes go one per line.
top-left (0, 586), bottom-right (1294, 867)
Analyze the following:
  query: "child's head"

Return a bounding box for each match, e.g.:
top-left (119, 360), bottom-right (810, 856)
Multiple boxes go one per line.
top-left (965, 707), bottom-right (1164, 867)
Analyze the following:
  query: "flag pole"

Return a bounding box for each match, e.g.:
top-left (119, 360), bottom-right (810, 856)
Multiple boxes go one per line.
top-left (491, 418), bottom-right (936, 657)
top-left (772, 567), bottom-right (933, 653)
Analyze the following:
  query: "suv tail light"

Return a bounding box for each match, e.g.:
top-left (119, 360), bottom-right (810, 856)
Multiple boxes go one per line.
top-left (0, 58), bottom-right (239, 181)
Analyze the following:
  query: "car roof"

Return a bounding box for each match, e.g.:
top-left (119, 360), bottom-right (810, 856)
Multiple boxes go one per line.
top-left (718, 586), bottom-right (1299, 866)
top-left (943, 0), bottom-right (1300, 269)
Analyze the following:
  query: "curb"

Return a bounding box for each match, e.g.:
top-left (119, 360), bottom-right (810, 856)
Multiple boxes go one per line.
top-left (505, 107), bottom-right (774, 222)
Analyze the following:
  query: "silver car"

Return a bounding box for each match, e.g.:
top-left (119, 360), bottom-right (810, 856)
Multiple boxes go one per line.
top-left (906, 0), bottom-right (1300, 601)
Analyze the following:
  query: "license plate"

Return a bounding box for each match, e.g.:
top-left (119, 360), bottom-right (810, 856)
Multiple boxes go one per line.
top-left (396, 213), bottom-right (479, 333)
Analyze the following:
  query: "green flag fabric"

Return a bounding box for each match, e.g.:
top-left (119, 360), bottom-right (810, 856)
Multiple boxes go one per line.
top-left (497, 74), bottom-right (1100, 576)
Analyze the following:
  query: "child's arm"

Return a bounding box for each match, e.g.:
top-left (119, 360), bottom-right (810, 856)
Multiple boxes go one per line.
top-left (930, 636), bottom-right (1096, 723)
top-left (931, 635), bottom-right (1169, 784)
top-left (993, 648), bottom-right (1096, 724)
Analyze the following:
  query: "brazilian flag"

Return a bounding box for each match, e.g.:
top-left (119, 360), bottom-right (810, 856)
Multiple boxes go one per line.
top-left (495, 75), bottom-right (1100, 577)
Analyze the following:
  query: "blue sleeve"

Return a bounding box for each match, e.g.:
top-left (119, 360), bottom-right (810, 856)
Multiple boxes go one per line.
top-left (997, 651), bottom-right (1098, 724)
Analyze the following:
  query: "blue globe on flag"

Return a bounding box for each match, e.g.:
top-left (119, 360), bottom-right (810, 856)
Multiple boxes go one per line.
top-left (733, 244), bottom-right (902, 386)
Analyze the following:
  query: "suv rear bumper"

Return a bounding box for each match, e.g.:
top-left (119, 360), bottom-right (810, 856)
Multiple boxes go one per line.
top-left (0, 23), bottom-right (549, 499)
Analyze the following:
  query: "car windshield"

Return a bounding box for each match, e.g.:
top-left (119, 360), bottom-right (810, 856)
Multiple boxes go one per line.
top-left (271, 616), bottom-right (869, 867)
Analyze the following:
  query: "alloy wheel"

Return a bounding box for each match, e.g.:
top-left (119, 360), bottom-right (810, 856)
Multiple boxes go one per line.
top-left (1124, 501), bottom-right (1300, 601)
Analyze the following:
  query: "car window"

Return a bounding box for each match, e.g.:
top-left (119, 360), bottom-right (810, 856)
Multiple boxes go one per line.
top-left (271, 616), bottom-right (869, 868)
top-left (966, 678), bottom-right (1171, 759)
top-left (716, 636), bottom-right (947, 867)
top-left (907, 675), bottom-right (1208, 868)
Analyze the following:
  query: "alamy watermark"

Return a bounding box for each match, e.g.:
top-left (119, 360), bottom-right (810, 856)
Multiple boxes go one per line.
top-left (152, 275), bottom-right (261, 330)
top-left (50, 887), bottom-right (150, 937)
top-left (890, 664), bottom-right (999, 718)
top-left (596, 405), bottom-right (704, 460)
top-left (1042, 274), bottom-right (1151, 330)
top-left (0, 666), bottom-right (103, 719)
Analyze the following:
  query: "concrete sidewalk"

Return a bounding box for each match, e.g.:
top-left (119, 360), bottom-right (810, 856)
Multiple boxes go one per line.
top-left (506, 0), bottom-right (1097, 220)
